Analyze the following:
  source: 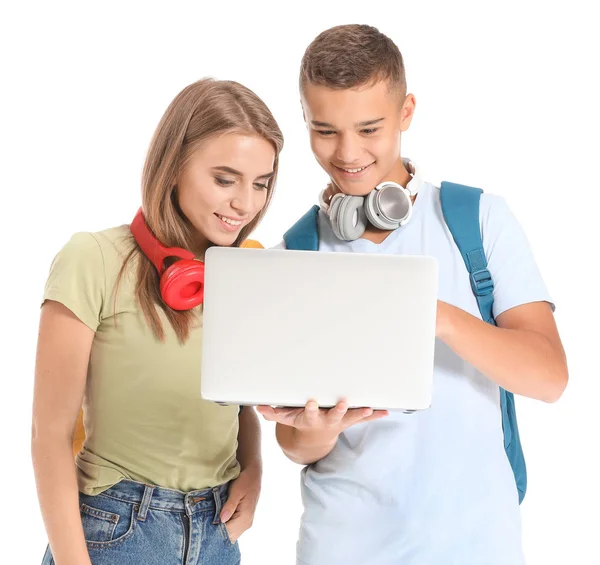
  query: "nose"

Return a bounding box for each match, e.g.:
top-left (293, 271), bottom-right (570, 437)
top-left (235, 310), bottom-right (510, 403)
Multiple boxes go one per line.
top-left (230, 183), bottom-right (254, 214)
top-left (335, 133), bottom-right (361, 165)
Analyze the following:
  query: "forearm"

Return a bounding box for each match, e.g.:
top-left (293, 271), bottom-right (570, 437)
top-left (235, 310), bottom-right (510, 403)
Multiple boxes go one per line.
top-left (237, 407), bottom-right (262, 475)
top-left (275, 423), bottom-right (339, 465)
top-left (439, 303), bottom-right (567, 402)
top-left (32, 435), bottom-right (91, 565)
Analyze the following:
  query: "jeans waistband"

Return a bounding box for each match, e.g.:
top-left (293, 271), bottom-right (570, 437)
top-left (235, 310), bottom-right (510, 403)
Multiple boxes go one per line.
top-left (94, 479), bottom-right (230, 516)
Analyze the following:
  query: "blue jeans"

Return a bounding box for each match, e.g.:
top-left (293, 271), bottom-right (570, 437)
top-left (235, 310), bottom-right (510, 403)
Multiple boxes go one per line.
top-left (42, 479), bottom-right (241, 565)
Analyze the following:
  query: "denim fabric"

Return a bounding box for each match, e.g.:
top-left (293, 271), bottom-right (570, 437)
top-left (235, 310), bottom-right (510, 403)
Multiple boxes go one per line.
top-left (41, 479), bottom-right (240, 565)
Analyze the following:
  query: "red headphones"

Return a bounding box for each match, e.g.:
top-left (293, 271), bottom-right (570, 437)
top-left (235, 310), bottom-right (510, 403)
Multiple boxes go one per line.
top-left (130, 208), bottom-right (205, 311)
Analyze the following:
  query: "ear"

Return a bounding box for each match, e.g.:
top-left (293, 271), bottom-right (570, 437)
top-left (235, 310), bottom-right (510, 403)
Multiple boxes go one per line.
top-left (400, 94), bottom-right (417, 133)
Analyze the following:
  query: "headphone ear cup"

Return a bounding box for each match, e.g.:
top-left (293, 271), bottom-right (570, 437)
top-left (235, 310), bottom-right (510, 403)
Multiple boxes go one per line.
top-left (365, 185), bottom-right (412, 230)
top-left (365, 190), bottom-right (397, 230)
top-left (160, 259), bottom-right (205, 311)
top-left (329, 194), bottom-right (367, 241)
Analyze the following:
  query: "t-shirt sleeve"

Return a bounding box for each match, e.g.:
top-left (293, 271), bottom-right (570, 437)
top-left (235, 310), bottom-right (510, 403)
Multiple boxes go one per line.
top-left (480, 194), bottom-right (554, 318)
top-left (43, 232), bottom-right (106, 331)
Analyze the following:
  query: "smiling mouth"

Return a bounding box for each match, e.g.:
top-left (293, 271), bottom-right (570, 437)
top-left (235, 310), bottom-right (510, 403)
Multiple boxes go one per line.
top-left (215, 213), bottom-right (244, 228)
top-left (333, 162), bottom-right (375, 174)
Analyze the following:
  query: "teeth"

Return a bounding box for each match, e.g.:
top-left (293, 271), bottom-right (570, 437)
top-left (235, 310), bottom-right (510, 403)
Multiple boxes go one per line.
top-left (342, 165), bottom-right (369, 173)
top-left (217, 214), bottom-right (242, 226)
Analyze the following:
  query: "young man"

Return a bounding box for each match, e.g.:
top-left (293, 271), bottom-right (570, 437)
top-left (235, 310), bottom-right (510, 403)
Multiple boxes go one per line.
top-left (257, 25), bottom-right (568, 565)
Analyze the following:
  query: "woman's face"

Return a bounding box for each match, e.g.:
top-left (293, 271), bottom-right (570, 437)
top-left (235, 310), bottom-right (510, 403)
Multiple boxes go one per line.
top-left (177, 133), bottom-right (275, 253)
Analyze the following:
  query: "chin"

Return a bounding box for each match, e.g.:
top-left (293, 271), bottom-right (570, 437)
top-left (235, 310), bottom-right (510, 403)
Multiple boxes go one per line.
top-left (336, 177), bottom-right (380, 197)
top-left (209, 233), bottom-right (240, 247)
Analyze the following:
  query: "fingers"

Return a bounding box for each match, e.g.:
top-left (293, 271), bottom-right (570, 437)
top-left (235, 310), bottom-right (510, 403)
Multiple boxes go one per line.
top-left (224, 522), bottom-right (238, 544)
top-left (223, 516), bottom-right (244, 544)
top-left (257, 402), bottom-right (389, 430)
top-left (325, 402), bottom-right (384, 430)
top-left (325, 401), bottom-right (349, 425)
top-left (337, 406), bottom-right (389, 430)
top-left (256, 405), bottom-right (303, 424)
top-left (220, 496), bottom-right (240, 524)
top-left (304, 400), bottom-right (320, 424)
top-left (339, 407), bottom-right (374, 428)
top-left (223, 503), bottom-right (254, 544)
top-left (257, 401), bottom-right (322, 428)
top-left (360, 410), bottom-right (389, 424)
top-left (256, 405), bottom-right (275, 419)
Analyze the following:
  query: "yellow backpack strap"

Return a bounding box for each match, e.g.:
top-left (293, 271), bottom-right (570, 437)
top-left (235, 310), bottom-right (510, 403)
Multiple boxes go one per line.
top-left (240, 239), bottom-right (264, 249)
top-left (73, 408), bottom-right (85, 456)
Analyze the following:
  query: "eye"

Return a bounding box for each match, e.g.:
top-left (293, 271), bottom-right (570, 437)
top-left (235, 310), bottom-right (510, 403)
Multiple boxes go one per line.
top-left (315, 130), bottom-right (336, 136)
top-left (253, 182), bottom-right (269, 191)
top-left (215, 177), bottom-right (234, 186)
top-left (360, 128), bottom-right (379, 135)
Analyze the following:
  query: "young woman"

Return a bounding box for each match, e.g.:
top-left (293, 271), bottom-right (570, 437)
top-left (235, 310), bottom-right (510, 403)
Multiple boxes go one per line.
top-left (32, 78), bottom-right (283, 565)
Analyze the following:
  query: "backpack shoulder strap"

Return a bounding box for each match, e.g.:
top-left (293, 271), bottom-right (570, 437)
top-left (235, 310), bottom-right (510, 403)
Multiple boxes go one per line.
top-left (439, 181), bottom-right (494, 325)
top-left (440, 181), bottom-right (527, 504)
top-left (283, 205), bottom-right (320, 251)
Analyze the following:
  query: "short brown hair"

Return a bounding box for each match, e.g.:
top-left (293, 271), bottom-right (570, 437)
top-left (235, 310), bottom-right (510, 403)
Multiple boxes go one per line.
top-left (300, 24), bottom-right (406, 98)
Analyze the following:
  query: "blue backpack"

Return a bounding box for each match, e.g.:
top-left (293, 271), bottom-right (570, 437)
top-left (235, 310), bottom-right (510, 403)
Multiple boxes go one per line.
top-left (283, 181), bottom-right (527, 504)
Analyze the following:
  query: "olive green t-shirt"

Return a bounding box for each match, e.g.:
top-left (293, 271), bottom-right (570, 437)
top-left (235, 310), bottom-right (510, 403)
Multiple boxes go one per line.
top-left (43, 225), bottom-right (241, 495)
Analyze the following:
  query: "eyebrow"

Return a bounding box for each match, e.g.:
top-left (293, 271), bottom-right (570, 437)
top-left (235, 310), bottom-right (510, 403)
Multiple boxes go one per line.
top-left (311, 118), bottom-right (385, 128)
top-left (212, 166), bottom-right (275, 180)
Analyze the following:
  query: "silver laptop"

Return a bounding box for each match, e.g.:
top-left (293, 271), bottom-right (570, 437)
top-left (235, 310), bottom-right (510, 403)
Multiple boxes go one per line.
top-left (200, 248), bottom-right (438, 411)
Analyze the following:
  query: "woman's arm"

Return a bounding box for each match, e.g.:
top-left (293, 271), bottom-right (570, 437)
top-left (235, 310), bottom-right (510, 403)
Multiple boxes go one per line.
top-left (31, 300), bottom-right (95, 565)
top-left (236, 406), bottom-right (262, 475)
top-left (219, 407), bottom-right (262, 542)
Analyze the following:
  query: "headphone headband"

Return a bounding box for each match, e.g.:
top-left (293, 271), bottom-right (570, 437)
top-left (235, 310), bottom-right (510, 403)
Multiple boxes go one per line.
top-left (130, 208), bottom-right (195, 273)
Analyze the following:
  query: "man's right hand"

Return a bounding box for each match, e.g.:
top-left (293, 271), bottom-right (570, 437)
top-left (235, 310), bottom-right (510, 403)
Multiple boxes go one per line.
top-left (257, 401), bottom-right (389, 465)
top-left (256, 400), bottom-right (388, 433)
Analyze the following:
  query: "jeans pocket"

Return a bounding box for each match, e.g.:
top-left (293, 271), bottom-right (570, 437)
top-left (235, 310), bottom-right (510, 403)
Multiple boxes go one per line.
top-left (79, 494), bottom-right (138, 549)
top-left (219, 521), bottom-right (235, 545)
top-left (213, 487), bottom-right (236, 546)
top-left (80, 503), bottom-right (119, 542)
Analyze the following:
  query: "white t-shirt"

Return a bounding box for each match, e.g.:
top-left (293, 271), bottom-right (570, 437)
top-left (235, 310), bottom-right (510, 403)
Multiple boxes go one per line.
top-left (276, 177), bottom-right (553, 565)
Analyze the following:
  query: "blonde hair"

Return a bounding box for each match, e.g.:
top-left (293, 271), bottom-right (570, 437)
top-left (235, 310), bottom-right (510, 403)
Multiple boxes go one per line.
top-left (118, 78), bottom-right (283, 343)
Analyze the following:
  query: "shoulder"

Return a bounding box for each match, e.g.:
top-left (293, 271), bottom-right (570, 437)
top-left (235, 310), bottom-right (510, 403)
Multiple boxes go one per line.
top-left (59, 224), bottom-right (130, 255)
top-left (436, 182), bottom-right (516, 233)
top-left (52, 231), bottom-right (103, 269)
top-left (435, 182), bottom-right (510, 217)
top-left (479, 191), bottom-right (511, 221)
top-left (54, 225), bottom-right (132, 272)
top-left (47, 225), bottom-right (136, 296)
top-left (90, 225), bottom-right (135, 260)
top-left (44, 225), bottom-right (138, 329)
top-left (477, 192), bottom-right (526, 244)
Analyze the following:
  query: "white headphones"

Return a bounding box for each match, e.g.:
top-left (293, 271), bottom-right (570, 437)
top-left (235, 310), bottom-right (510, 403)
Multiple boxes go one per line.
top-left (319, 159), bottom-right (422, 241)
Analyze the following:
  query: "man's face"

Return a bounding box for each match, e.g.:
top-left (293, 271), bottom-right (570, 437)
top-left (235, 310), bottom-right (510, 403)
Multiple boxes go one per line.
top-left (301, 80), bottom-right (415, 196)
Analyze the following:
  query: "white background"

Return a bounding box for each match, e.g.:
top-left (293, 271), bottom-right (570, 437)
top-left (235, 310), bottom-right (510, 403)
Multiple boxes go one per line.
top-left (1, 1), bottom-right (598, 563)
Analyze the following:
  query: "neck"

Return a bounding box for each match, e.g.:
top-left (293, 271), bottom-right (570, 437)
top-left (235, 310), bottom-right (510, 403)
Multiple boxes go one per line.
top-left (190, 234), bottom-right (211, 261)
top-left (383, 157), bottom-right (415, 202)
